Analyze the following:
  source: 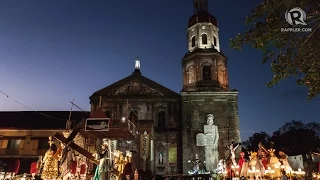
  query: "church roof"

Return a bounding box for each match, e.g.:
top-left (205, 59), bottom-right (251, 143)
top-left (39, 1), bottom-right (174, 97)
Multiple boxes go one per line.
top-left (0, 111), bottom-right (89, 129)
top-left (188, 11), bottom-right (218, 28)
top-left (90, 69), bottom-right (180, 99)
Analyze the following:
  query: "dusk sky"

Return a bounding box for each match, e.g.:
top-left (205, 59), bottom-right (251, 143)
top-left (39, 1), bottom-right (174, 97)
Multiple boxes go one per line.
top-left (0, 0), bottom-right (319, 140)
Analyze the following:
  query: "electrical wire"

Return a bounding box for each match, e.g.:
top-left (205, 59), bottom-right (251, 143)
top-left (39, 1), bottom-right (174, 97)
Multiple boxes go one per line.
top-left (0, 89), bottom-right (73, 121)
top-left (0, 89), bottom-right (258, 134)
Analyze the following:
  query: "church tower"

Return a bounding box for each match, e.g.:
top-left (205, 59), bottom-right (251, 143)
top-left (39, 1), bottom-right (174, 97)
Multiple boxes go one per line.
top-left (181, 0), bottom-right (241, 173)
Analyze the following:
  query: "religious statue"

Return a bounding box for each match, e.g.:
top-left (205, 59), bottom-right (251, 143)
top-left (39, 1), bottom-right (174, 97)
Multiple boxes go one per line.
top-left (268, 149), bottom-right (281, 177)
top-left (203, 114), bottom-right (219, 172)
top-left (159, 153), bottom-right (164, 165)
top-left (248, 151), bottom-right (265, 178)
top-left (135, 57), bottom-right (140, 69)
top-left (238, 152), bottom-right (249, 177)
top-left (41, 136), bottom-right (59, 180)
top-left (258, 142), bottom-right (269, 169)
top-left (189, 154), bottom-right (203, 174)
top-left (227, 141), bottom-right (240, 166)
top-left (216, 159), bottom-right (226, 174)
top-left (238, 152), bottom-right (246, 171)
top-left (278, 151), bottom-right (292, 172)
top-left (93, 138), bottom-right (112, 180)
top-left (59, 142), bottom-right (76, 178)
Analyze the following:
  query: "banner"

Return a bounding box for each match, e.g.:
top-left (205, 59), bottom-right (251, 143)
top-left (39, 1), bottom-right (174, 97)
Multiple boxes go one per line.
top-left (85, 118), bottom-right (110, 131)
top-left (140, 131), bottom-right (150, 159)
top-left (287, 155), bottom-right (304, 170)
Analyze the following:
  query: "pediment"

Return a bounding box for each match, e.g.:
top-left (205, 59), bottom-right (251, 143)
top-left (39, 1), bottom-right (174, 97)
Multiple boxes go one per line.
top-left (113, 81), bottom-right (164, 96)
top-left (90, 71), bottom-right (179, 99)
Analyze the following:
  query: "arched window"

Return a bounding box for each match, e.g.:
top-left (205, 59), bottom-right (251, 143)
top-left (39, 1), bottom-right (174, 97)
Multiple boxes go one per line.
top-left (191, 36), bottom-right (196, 47)
top-left (130, 110), bottom-right (138, 124)
top-left (157, 111), bottom-right (166, 128)
top-left (213, 36), bottom-right (217, 46)
top-left (202, 34), bottom-right (207, 44)
top-left (203, 66), bottom-right (212, 81)
top-left (105, 111), bottom-right (111, 118)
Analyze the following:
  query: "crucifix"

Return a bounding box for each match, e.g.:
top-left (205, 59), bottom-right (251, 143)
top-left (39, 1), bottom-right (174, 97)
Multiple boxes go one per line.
top-left (53, 118), bottom-right (99, 164)
top-left (227, 141), bottom-right (240, 165)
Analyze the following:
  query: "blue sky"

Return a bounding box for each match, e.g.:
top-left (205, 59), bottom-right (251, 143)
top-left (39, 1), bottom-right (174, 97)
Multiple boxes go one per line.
top-left (0, 0), bottom-right (319, 140)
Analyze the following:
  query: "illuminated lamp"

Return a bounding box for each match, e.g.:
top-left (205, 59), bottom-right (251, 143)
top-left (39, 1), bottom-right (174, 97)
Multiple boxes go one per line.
top-left (121, 117), bottom-right (126, 123)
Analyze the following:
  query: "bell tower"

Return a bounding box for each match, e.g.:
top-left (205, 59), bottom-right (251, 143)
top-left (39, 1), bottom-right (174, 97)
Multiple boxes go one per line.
top-left (183, 0), bottom-right (227, 92)
top-left (180, 0), bottom-right (241, 174)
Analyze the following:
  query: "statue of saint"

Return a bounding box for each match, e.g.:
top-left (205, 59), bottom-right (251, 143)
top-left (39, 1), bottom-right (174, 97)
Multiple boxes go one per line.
top-left (227, 141), bottom-right (240, 166)
top-left (93, 139), bottom-right (112, 180)
top-left (159, 153), bottom-right (164, 165)
top-left (204, 114), bottom-right (219, 172)
top-left (41, 137), bottom-right (59, 180)
top-left (278, 151), bottom-right (292, 172)
top-left (190, 154), bottom-right (203, 174)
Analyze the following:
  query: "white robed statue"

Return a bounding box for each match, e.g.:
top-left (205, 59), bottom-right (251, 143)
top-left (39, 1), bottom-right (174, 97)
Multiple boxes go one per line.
top-left (204, 114), bottom-right (219, 172)
top-left (227, 141), bottom-right (240, 166)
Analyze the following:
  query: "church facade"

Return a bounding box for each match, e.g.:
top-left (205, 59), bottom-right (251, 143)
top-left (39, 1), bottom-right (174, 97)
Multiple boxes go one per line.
top-left (89, 0), bottom-right (240, 175)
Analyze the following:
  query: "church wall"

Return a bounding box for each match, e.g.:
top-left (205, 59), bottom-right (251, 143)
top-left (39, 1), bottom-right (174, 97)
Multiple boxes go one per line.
top-left (93, 99), bottom-right (180, 128)
top-left (180, 91), bottom-right (240, 174)
top-left (91, 97), bottom-right (181, 174)
top-left (182, 52), bottom-right (228, 92)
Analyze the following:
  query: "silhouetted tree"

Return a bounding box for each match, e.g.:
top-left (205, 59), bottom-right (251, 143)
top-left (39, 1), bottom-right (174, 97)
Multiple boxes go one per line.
top-left (243, 121), bottom-right (320, 155)
top-left (230, 0), bottom-right (320, 99)
top-left (242, 132), bottom-right (271, 152)
top-left (271, 120), bottom-right (320, 155)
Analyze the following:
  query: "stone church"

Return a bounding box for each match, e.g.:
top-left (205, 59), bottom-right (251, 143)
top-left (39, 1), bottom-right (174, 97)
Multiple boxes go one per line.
top-left (89, 0), bottom-right (240, 175)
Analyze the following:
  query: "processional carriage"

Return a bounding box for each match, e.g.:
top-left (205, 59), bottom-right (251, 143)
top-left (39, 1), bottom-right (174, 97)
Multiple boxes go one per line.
top-left (215, 142), bottom-right (310, 180)
top-left (36, 108), bottom-right (137, 180)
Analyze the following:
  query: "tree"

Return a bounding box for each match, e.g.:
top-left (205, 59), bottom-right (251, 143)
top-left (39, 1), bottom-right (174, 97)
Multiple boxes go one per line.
top-left (230, 0), bottom-right (320, 99)
top-left (242, 132), bottom-right (271, 152)
top-left (271, 120), bottom-right (320, 155)
top-left (243, 121), bottom-right (320, 155)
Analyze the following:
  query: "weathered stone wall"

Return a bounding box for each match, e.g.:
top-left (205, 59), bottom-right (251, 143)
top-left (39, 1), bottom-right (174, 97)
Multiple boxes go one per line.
top-left (91, 98), bottom-right (180, 128)
top-left (182, 52), bottom-right (228, 92)
top-left (154, 132), bottom-right (179, 175)
top-left (90, 97), bottom-right (181, 174)
top-left (181, 91), bottom-right (240, 173)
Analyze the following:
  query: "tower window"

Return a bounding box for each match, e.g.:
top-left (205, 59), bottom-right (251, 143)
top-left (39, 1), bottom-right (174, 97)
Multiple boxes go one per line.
top-left (129, 110), bottom-right (138, 124)
top-left (202, 66), bottom-right (212, 81)
top-left (213, 36), bottom-right (217, 46)
top-left (157, 111), bottom-right (166, 128)
top-left (202, 34), bottom-right (207, 45)
top-left (105, 111), bottom-right (111, 118)
top-left (191, 36), bottom-right (196, 47)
